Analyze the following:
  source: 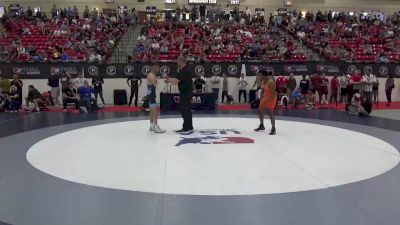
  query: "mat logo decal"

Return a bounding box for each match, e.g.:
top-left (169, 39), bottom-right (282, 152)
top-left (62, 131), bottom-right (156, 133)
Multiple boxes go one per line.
top-left (175, 129), bottom-right (254, 146)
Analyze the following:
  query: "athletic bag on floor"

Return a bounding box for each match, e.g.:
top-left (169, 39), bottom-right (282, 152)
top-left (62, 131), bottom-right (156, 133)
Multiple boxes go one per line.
top-left (114, 89), bottom-right (127, 105)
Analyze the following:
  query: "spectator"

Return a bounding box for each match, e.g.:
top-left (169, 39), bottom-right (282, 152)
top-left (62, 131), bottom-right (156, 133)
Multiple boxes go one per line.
top-left (237, 73), bottom-right (248, 103)
top-left (379, 53), bottom-right (390, 63)
top-left (299, 75), bottom-right (310, 96)
top-left (62, 82), bottom-right (81, 112)
top-left (60, 71), bottom-right (72, 90)
top-left (0, 77), bottom-right (11, 93)
top-left (61, 52), bottom-right (71, 62)
top-left (320, 73), bottom-right (329, 104)
top-left (47, 75), bottom-right (60, 106)
top-left (348, 93), bottom-right (370, 117)
top-left (275, 73), bottom-right (288, 95)
top-left (330, 75), bottom-right (339, 103)
top-left (385, 74), bottom-right (395, 106)
top-left (339, 73), bottom-right (350, 103)
top-left (137, 34), bottom-right (146, 42)
top-left (222, 73), bottom-right (229, 103)
top-left (78, 80), bottom-right (99, 112)
top-left (361, 70), bottom-right (376, 102)
top-left (92, 75), bottom-right (105, 105)
top-left (74, 72), bottom-right (85, 89)
top-left (8, 85), bottom-right (21, 112)
top-left (372, 78), bottom-right (379, 104)
top-left (88, 50), bottom-right (102, 62)
top-left (10, 74), bottom-right (23, 106)
top-left (348, 70), bottom-right (362, 102)
top-left (291, 87), bottom-right (302, 108)
top-left (287, 72), bottom-right (297, 97)
top-left (25, 85), bottom-right (42, 112)
top-left (193, 74), bottom-right (206, 93)
top-left (26, 7), bottom-right (33, 18)
top-left (83, 6), bottom-right (90, 18)
top-left (211, 74), bottom-right (221, 101)
top-left (310, 73), bottom-right (322, 103)
top-left (305, 89), bottom-right (316, 110)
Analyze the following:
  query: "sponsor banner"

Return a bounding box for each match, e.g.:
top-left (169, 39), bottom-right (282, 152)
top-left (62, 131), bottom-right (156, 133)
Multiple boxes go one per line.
top-left (160, 92), bottom-right (216, 111)
top-left (1, 62), bottom-right (400, 79)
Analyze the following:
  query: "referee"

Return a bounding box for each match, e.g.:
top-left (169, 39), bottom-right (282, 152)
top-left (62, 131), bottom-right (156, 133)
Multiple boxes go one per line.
top-left (165, 56), bottom-right (194, 134)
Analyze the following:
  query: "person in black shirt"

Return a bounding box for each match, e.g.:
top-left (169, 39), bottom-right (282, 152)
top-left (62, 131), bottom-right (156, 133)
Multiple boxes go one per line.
top-left (127, 75), bottom-right (142, 107)
top-left (25, 85), bottom-right (42, 112)
top-left (92, 76), bottom-right (105, 105)
top-left (165, 56), bottom-right (194, 134)
top-left (62, 82), bottom-right (80, 111)
top-left (299, 75), bottom-right (310, 96)
top-left (8, 85), bottom-right (21, 112)
top-left (10, 74), bottom-right (23, 106)
top-left (60, 71), bottom-right (72, 90)
top-left (193, 74), bottom-right (206, 93)
top-left (199, 4), bottom-right (206, 22)
top-left (48, 75), bottom-right (60, 106)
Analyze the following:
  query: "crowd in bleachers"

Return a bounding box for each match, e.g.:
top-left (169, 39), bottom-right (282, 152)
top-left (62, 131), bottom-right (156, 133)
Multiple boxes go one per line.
top-left (1, 4), bottom-right (400, 63)
top-left (134, 21), bottom-right (307, 63)
top-left (284, 10), bottom-right (400, 62)
top-left (0, 5), bottom-right (132, 63)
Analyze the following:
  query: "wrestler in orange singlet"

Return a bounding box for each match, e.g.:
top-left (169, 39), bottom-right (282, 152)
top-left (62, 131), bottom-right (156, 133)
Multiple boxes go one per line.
top-left (255, 70), bottom-right (277, 135)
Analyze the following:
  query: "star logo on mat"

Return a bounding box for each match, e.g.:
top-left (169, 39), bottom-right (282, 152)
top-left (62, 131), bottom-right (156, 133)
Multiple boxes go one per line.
top-left (175, 129), bottom-right (254, 146)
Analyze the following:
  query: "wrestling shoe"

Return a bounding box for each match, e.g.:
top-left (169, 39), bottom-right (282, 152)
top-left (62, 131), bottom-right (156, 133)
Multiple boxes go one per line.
top-left (154, 125), bottom-right (166, 133)
top-left (150, 124), bottom-right (155, 131)
top-left (269, 127), bottom-right (276, 135)
top-left (254, 124), bottom-right (265, 131)
top-left (180, 130), bottom-right (195, 135)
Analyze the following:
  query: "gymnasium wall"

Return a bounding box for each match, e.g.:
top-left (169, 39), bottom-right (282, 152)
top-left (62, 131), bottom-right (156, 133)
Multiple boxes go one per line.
top-left (2, 0), bottom-right (400, 14)
top-left (21, 76), bottom-right (400, 105)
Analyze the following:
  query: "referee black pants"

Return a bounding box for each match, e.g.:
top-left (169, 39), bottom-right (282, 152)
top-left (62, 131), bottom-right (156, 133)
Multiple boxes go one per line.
top-left (180, 94), bottom-right (193, 131)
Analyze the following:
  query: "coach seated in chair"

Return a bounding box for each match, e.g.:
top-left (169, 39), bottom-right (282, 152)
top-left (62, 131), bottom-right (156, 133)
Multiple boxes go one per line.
top-left (25, 85), bottom-right (43, 112)
top-left (78, 80), bottom-right (100, 112)
top-left (347, 93), bottom-right (371, 117)
top-left (62, 82), bottom-right (82, 112)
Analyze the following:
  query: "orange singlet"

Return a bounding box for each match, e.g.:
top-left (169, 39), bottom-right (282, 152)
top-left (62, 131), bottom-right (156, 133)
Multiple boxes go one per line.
top-left (259, 79), bottom-right (277, 111)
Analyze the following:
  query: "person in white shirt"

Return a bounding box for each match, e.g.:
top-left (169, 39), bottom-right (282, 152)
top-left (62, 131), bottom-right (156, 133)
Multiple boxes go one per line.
top-left (74, 73), bottom-right (85, 89)
top-left (137, 34), bottom-right (146, 42)
top-left (82, 23), bottom-right (91, 30)
top-left (361, 71), bottom-right (376, 102)
top-left (88, 51), bottom-right (102, 62)
top-left (237, 73), bottom-right (248, 103)
top-left (245, 7), bottom-right (252, 17)
top-left (211, 74), bottom-right (221, 101)
top-left (339, 73), bottom-right (350, 103)
top-left (151, 40), bottom-right (160, 51)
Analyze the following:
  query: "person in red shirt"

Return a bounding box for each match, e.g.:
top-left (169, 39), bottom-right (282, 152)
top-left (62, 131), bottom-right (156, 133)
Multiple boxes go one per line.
top-left (330, 75), bottom-right (340, 103)
top-left (310, 72), bottom-right (322, 102)
top-left (275, 73), bottom-right (288, 95)
top-left (348, 70), bottom-right (362, 102)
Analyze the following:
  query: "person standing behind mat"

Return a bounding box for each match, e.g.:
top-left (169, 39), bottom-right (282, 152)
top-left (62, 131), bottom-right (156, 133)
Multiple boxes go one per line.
top-left (127, 74), bottom-right (142, 107)
top-left (92, 75), bottom-right (105, 106)
top-left (165, 56), bottom-right (194, 135)
top-left (211, 73), bottom-right (221, 101)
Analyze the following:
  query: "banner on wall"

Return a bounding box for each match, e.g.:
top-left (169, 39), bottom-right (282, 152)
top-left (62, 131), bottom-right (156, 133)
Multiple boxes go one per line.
top-left (0, 62), bottom-right (399, 79)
